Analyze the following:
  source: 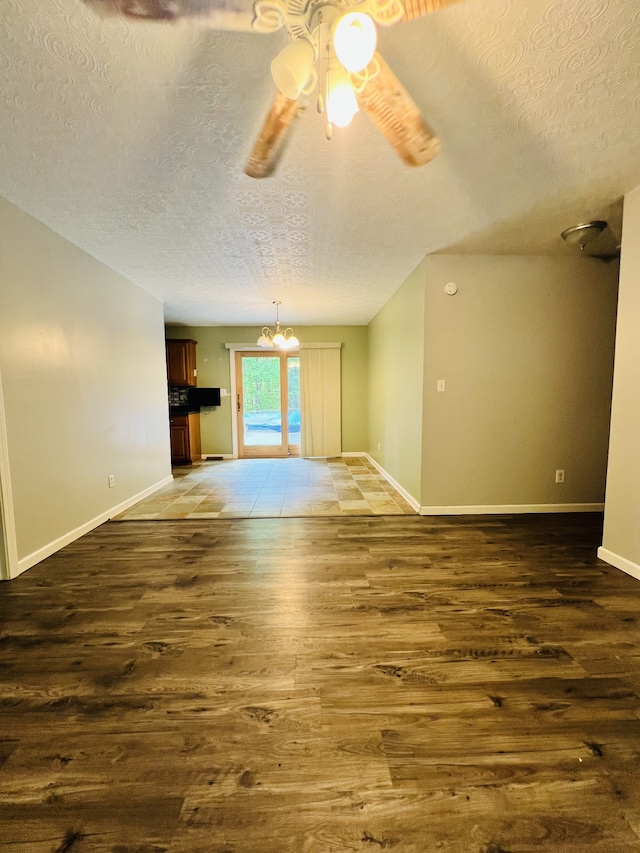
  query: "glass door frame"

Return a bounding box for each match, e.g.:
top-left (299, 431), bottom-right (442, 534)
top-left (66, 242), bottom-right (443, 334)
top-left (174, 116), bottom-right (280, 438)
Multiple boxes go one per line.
top-left (234, 349), bottom-right (300, 459)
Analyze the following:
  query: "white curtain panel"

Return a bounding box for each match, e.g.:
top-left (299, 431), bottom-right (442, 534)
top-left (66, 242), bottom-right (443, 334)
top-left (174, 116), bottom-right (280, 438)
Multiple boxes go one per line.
top-left (300, 346), bottom-right (342, 458)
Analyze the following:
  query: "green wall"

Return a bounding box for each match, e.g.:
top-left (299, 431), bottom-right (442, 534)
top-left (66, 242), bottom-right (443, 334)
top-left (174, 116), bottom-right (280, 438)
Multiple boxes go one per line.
top-left (420, 254), bottom-right (619, 509)
top-left (165, 325), bottom-right (368, 455)
top-left (367, 260), bottom-right (426, 502)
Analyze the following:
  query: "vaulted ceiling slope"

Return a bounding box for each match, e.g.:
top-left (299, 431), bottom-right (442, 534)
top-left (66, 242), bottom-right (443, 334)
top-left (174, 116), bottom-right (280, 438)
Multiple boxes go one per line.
top-left (1, 0), bottom-right (639, 325)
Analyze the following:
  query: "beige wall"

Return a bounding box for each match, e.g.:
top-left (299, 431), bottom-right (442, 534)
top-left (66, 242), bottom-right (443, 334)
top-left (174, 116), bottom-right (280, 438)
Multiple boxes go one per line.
top-left (600, 186), bottom-right (640, 576)
top-left (165, 325), bottom-right (368, 454)
top-left (0, 197), bottom-right (171, 576)
top-left (367, 260), bottom-right (425, 502)
top-left (420, 255), bottom-right (619, 509)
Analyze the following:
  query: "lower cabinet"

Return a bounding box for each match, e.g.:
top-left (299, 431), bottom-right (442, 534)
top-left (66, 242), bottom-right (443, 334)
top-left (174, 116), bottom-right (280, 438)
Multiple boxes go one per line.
top-left (170, 413), bottom-right (201, 464)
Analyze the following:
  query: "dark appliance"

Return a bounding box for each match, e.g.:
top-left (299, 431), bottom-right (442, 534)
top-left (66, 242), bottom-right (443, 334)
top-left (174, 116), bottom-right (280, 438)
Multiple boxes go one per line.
top-left (188, 387), bottom-right (221, 408)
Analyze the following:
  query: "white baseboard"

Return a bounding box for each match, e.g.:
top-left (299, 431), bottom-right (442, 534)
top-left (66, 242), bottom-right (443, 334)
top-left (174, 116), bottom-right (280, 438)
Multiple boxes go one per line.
top-left (13, 474), bottom-right (174, 579)
top-left (342, 457), bottom-right (605, 518)
top-left (107, 475), bottom-right (174, 519)
top-left (420, 503), bottom-right (605, 515)
top-left (344, 452), bottom-right (420, 513)
top-left (597, 547), bottom-right (640, 582)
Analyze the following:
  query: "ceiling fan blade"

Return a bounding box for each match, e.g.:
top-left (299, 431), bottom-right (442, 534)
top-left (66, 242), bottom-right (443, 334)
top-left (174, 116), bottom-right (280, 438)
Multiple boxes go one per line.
top-left (353, 52), bottom-right (440, 168)
top-left (397, 0), bottom-right (463, 23)
top-left (244, 92), bottom-right (300, 179)
top-left (84, 0), bottom-right (257, 31)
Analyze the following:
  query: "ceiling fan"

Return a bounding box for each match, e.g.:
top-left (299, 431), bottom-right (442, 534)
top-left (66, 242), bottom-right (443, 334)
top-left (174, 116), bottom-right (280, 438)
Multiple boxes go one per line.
top-left (84, 0), bottom-right (461, 178)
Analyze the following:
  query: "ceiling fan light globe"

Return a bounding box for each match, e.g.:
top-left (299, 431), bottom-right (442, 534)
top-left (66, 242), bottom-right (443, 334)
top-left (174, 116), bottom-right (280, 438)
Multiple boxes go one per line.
top-left (326, 78), bottom-right (358, 127)
top-left (271, 39), bottom-right (315, 100)
top-left (333, 13), bottom-right (376, 73)
top-left (287, 335), bottom-right (300, 348)
top-left (257, 333), bottom-right (274, 347)
top-left (272, 332), bottom-right (286, 347)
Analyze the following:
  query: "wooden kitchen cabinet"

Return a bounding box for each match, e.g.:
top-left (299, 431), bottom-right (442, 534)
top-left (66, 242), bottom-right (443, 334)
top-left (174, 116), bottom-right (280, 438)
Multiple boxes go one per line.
top-left (166, 339), bottom-right (197, 386)
top-left (170, 413), bottom-right (201, 465)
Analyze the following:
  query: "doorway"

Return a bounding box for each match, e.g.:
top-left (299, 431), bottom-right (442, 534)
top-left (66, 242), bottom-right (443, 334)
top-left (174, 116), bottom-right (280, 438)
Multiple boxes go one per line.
top-left (235, 351), bottom-right (300, 458)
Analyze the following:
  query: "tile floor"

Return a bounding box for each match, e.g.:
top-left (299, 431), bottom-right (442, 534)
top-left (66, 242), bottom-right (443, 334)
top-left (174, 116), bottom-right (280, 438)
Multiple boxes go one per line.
top-left (114, 456), bottom-right (416, 520)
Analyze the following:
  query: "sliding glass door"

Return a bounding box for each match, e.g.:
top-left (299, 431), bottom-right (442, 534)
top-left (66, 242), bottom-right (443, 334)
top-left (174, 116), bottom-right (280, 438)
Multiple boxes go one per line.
top-left (235, 351), bottom-right (300, 458)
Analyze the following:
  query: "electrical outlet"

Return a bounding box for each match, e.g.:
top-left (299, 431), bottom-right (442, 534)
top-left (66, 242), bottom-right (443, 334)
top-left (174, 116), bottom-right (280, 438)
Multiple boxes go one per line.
top-left (108, 474), bottom-right (115, 488)
top-left (555, 469), bottom-right (565, 484)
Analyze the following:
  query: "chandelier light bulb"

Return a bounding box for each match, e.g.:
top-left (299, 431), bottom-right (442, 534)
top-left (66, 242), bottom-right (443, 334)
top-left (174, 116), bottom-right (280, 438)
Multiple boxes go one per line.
top-left (278, 334), bottom-right (297, 350)
top-left (257, 332), bottom-right (274, 347)
top-left (333, 12), bottom-right (377, 73)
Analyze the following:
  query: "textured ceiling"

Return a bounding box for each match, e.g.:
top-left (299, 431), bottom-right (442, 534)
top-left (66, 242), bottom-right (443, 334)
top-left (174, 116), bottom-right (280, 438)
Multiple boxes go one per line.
top-left (1, 0), bottom-right (639, 325)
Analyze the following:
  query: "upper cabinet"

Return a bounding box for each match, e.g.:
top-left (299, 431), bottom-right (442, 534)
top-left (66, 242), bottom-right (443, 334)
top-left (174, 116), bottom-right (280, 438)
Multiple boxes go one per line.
top-left (166, 339), bottom-right (197, 386)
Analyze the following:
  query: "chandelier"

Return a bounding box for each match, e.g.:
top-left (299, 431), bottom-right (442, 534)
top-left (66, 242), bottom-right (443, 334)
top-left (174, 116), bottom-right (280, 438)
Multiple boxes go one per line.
top-left (257, 301), bottom-right (300, 350)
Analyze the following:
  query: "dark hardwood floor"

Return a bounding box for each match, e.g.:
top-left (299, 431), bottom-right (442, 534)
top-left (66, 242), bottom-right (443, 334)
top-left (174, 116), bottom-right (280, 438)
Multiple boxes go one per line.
top-left (1, 513), bottom-right (640, 852)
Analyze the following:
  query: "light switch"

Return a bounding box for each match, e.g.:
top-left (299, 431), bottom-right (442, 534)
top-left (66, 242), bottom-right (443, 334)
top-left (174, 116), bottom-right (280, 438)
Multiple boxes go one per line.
top-left (437, 379), bottom-right (446, 392)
